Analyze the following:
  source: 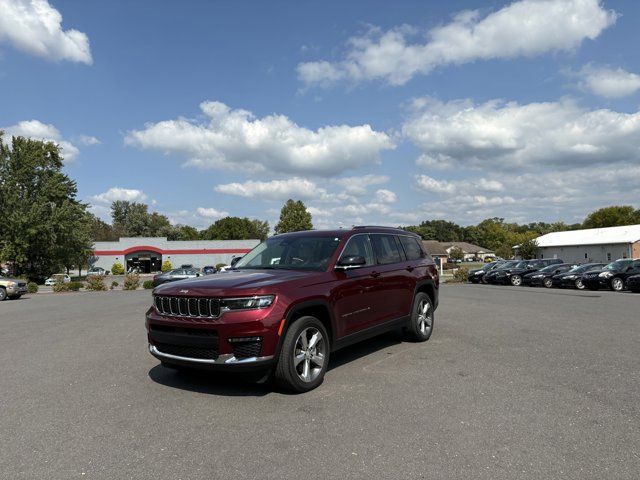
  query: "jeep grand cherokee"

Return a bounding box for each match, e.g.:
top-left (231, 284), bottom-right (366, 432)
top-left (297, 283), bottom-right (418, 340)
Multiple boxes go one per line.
top-left (146, 227), bottom-right (439, 392)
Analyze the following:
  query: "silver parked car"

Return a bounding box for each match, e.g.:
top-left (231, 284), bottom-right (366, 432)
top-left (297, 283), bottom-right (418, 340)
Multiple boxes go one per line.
top-left (152, 268), bottom-right (201, 287)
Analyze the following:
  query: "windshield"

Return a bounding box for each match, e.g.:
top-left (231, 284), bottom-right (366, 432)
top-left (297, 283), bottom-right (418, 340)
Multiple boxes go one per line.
top-left (604, 260), bottom-right (631, 271)
top-left (514, 261), bottom-right (529, 269)
top-left (235, 235), bottom-right (342, 271)
top-left (538, 264), bottom-right (561, 273)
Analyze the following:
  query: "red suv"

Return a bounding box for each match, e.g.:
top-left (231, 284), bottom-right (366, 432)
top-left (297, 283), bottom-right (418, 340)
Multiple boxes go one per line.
top-left (146, 227), bottom-right (439, 392)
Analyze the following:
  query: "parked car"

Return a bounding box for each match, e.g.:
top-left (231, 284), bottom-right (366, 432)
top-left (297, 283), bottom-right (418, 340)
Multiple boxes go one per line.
top-left (523, 263), bottom-right (575, 288)
top-left (201, 266), bottom-right (217, 275)
top-left (0, 275), bottom-right (28, 300)
top-left (485, 259), bottom-right (563, 286)
top-left (87, 267), bottom-right (108, 276)
top-left (45, 274), bottom-right (71, 286)
top-left (146, 227), bottom-right (439, 392)
top-left (152, 268), bottom-right (201, 287)
top-left (483, 260), bottom-right (522, 284)
top-left (467, 261), bottom-right (505, 283)
top-left (581, 259), bottom-right (640, 291)
top-left (551, 263), bottom-right (606, 289)
top-left (626, 273), bottom-right (640, 293)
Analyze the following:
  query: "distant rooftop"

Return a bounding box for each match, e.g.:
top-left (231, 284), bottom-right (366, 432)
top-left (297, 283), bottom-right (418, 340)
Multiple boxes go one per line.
top-left (534, 224), bottom-right (640, 247)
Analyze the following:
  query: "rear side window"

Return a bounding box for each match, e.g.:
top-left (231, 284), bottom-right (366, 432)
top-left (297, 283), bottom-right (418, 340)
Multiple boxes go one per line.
top-left (371, 234), bottom-right (402, 265)
top-left (399, 236), bottom-right (424, 261)
top-left (341, 235), bottom-right (375, 267)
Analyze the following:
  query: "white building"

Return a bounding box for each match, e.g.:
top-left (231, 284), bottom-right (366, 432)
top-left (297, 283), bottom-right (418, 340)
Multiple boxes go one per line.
top-left (526, 225), bottom-right (640, 264)
top-left (91, 237), bottom-right (260, 273)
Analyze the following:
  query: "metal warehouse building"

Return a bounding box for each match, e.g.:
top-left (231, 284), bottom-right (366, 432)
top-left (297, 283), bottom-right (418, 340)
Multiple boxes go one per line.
top-left (529, 225), bottom-right (640, 264)
top-left (91, 237), bottom-right (260, 273)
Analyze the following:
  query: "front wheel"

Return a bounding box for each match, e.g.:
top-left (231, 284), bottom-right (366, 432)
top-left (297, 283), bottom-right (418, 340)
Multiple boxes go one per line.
top-left (275, 316), bottom-right (329, 393)
top-left (611, 277), bottom-right (625, 292)
top-left (510, 275), bottom-right (522, 287)
top-left (575, 278), bottom-right (585, 290)
top-left (0, 288), bottom-right (6, 301)
top-left (406, 292), bottom-right (434, 342)
top-left (543, 277), bottom-right (553, 288)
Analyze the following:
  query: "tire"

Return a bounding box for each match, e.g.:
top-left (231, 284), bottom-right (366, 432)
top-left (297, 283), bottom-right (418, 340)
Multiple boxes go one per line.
top-left (575, 278), bottom-right (585, 290)
top-left (510, 275), bottom-right (522, 287)
top-left (610, 277), bottom-right (624, 292)
top-left (543, 277), bottom-right (553, 288)
top-left (0, 288), bottom-right (6, 301)
top-left (406, 292), bottom-right (434, 342)
top-left (275, 316), bottom-right (329, 393)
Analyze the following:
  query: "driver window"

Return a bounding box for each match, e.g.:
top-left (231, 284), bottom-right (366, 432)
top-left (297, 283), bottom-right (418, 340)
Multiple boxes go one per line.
top-left (341, 235), bottom-right (375, 267)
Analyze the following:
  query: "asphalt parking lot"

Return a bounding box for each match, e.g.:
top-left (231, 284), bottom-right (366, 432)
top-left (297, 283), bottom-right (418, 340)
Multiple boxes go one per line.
top-left (1, 286), bottom-right (639, 479)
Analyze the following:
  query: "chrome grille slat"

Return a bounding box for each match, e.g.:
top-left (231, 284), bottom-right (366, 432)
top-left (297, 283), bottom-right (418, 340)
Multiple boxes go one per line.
top-left (154, 295), bottom-right (220, 319)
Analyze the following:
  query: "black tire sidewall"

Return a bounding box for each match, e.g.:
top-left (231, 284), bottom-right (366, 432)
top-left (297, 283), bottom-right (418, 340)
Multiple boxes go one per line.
top-left (275, 316), bottom-right (329, 393)
top-left (0, 288), bottom-right (6, 301)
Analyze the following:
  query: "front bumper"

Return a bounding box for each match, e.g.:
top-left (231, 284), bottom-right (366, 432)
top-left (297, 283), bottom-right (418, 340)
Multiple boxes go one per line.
top-left (6, 284), bottom-right (27, 295)
top-left (149, 344), bottom-right (274, 371)
top-left (485, 274), bottom-right (507, 284)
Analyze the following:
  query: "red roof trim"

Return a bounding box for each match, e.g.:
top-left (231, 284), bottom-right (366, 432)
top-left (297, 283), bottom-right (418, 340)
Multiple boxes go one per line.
top-left (93, 246), bottom-right (252, 256)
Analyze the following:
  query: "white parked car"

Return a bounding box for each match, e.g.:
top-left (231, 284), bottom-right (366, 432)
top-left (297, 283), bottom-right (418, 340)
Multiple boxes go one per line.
top-left (87, 267), bottom-right (107, 276)
top-left (45, 274), bottom-right (71, 286)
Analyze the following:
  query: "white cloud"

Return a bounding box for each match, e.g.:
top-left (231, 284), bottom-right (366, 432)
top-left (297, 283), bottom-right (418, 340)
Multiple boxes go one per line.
top-left (3, 119), bottom-right (79, 162)
top-left (125, 101), bottom-right (395, 176)
top-left (196, 207), bottom-right (229, 219)
top-left (0, 0), bottom-right (92, 64)
top-left (374, 189), bottom-right (397, 203)
top-left (90, 187), bottom-right (148, 204)
top-left (404, 98), bottom-right (640, 171)
top-left (298, 0), bottom-right (616, 86)
top-left (332, 174), bottom-right (389, 196)
top-left (577, 64), bottom-right (640, 98)
top-left (215, 178), bottom-right (329, 202)
top-left (78, 134), bottom-right (100, 145)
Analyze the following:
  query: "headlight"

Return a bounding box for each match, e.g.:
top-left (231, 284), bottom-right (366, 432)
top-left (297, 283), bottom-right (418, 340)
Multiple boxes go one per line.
top-left (565, 275), bottom-right (577, 280)
top-left (7, 281), bottom-right (16, 288)
top-left (221, 295), bottom-right (275, 311)
top-left (475, 271), bottom-right (484, 275)
top-left (599, 272), bottom-right (613, 278)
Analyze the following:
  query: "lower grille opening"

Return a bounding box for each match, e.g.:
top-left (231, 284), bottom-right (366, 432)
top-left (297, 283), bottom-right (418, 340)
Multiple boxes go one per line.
top-left (231, 339), bottom-right (262, 359)
top-left (154, 342), bottom-right (219, 360)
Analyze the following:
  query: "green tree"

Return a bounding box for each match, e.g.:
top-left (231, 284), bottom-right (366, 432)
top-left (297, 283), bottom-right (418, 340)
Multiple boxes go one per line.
top-left (518, 238), bottom-right (539, 260)
top-left (449, 246), bottom-right (465, 261)
top-left (87, 213), bottom-right (119, 241)
top-left (275, 199), bottom-right (312, 234)
top-left (583, 206), bottom-right (640, 229)
top-left (201, 217), bottom-right (269, 240)
top-left (0, 134), bottom-right (92, 280)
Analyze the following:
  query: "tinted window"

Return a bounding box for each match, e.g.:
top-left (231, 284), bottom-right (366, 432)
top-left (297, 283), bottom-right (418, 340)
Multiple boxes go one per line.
top-left (399, 236), bottom-right (424, 261)
top-left (341, 235), bottom-right (375, 266)
top-left (371, 234), bottom-right (402, 265)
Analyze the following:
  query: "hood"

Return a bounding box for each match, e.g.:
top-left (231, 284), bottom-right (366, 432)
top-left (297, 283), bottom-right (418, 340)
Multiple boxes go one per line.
top-left (153, 268), bottom-right (321, 296)
top-left (0, 277), bottom-right (24, 283)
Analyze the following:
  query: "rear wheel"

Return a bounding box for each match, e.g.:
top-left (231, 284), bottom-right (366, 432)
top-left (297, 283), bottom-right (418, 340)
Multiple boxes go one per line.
top-left (0, 288), bottom-right (6, 301)
top-left (275, 316), bottom-right (329, 393)
top-left (406, 292), bottom-right (434, 342)
top-left (575, 278), bottom-right (585, 290)
top-left (611, 277), bottom-right (624, 292)
top-left (543, 277), bottom-right (553, 288)
top-left (510, 275), bottom-right (522, 286)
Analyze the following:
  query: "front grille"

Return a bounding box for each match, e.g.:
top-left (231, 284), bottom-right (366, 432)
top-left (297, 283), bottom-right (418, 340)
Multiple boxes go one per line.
top-left (17, 282), bottom-right (27, 288)
top-left (154, 342), bottom-right (219, 360)
top-left (154, 295), bottom-right (220, 318)
top-left (232, 339), bottom-right (262, 359)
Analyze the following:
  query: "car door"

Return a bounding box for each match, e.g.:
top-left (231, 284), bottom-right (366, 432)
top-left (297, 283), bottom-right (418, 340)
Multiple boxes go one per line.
top-left (332, 234), bottom-right (383, 336)
top-left (369, 234), bottom-right (411, 322)
top-left (621, 260), bottom-right (640, 282)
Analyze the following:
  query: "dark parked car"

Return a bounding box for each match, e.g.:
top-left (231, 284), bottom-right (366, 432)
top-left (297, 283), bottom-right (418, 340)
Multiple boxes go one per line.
top-left (482, 260), bottom-right (520, 284)
top-left (626, 274), bottom-right (640, 293)
top-left (467, 261), bottom-right (505, 283)
top-left (152, 268), bottom-right (201, 287)
top-left (146, 227), bottom-right (439, 392)
top-left (551, 263), bottom-right (606, 289)
top-left (581, 259), bottom-right (640, 291)
top-left (485, 259), bottom-right (563, 286)
top-left (201, 266), bottom-right (217, 275)
top-left (523, 263), bottom-right (575, 288)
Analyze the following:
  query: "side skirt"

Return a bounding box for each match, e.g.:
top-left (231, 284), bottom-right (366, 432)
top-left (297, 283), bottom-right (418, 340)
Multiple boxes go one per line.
top-left (332, 315), bottom-right (409, 352)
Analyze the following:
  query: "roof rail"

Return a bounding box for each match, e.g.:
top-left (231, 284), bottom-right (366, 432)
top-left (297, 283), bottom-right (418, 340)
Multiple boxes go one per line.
top-left (352, 225), bottom-right (402, 230)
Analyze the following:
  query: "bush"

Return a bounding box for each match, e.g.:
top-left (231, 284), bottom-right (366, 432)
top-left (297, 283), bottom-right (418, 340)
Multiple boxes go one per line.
top-left (161, 260), bottom-right (172, 272)
top-left (85, 275), bottom-right (107, 291)
top-left (442, 262), bottom-right (456, 270)
top-left (111, 262), bottom-right (125, 275)
top-left (27, 282), bottom-right (38, 294)
top-left (68, 281), bottom-right (83, 291)
top-left (143, 280), bottom-right (154, 289)
top-left (53, 282), bottom-right (70, 292)
top-left (110, 281), bottom-right (119, 290)
top-left (216, 263), bottom-right (227, 270)
top-left (451, 267), bottom-right (469, 283)
top-left (123, 273), bottom-right (140, 290)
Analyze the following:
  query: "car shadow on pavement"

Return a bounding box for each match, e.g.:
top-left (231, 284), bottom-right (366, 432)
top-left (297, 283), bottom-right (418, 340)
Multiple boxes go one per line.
top-left (328, 331), bottom-right (402, 371)
top-left (148, 365), bottom-right (272, 397)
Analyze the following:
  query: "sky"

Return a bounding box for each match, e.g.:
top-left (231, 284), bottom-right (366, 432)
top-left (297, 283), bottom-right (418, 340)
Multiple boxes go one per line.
top-left (1, 0), bottom-right (640, 230)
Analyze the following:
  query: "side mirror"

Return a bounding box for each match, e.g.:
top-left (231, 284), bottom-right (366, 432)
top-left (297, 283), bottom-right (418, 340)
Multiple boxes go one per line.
top-left (336, 255), bottom-right (366, 269)
top-left (230, 256), bottom-right (242, 267)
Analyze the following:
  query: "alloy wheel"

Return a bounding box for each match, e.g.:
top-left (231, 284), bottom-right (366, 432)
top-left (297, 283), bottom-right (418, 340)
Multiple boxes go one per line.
top-left (416, 299), bottom-right (433, 336)
top-left (575, 279), bottom-right (585, 290)
top-left (511, 275), bottom-right (522, 286)
top-left (293, 327), bottom-right (326, 383)
top-left (611, 278), bottom-right (624, 292)
top-left (544, 278), bottom-right (553, 288)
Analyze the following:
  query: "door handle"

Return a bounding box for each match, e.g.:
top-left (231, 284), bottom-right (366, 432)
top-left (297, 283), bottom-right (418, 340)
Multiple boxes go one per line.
top-left (370, 271), bottom-right (381, 278)
top-left (406, 266), bottom-right (415, 272)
